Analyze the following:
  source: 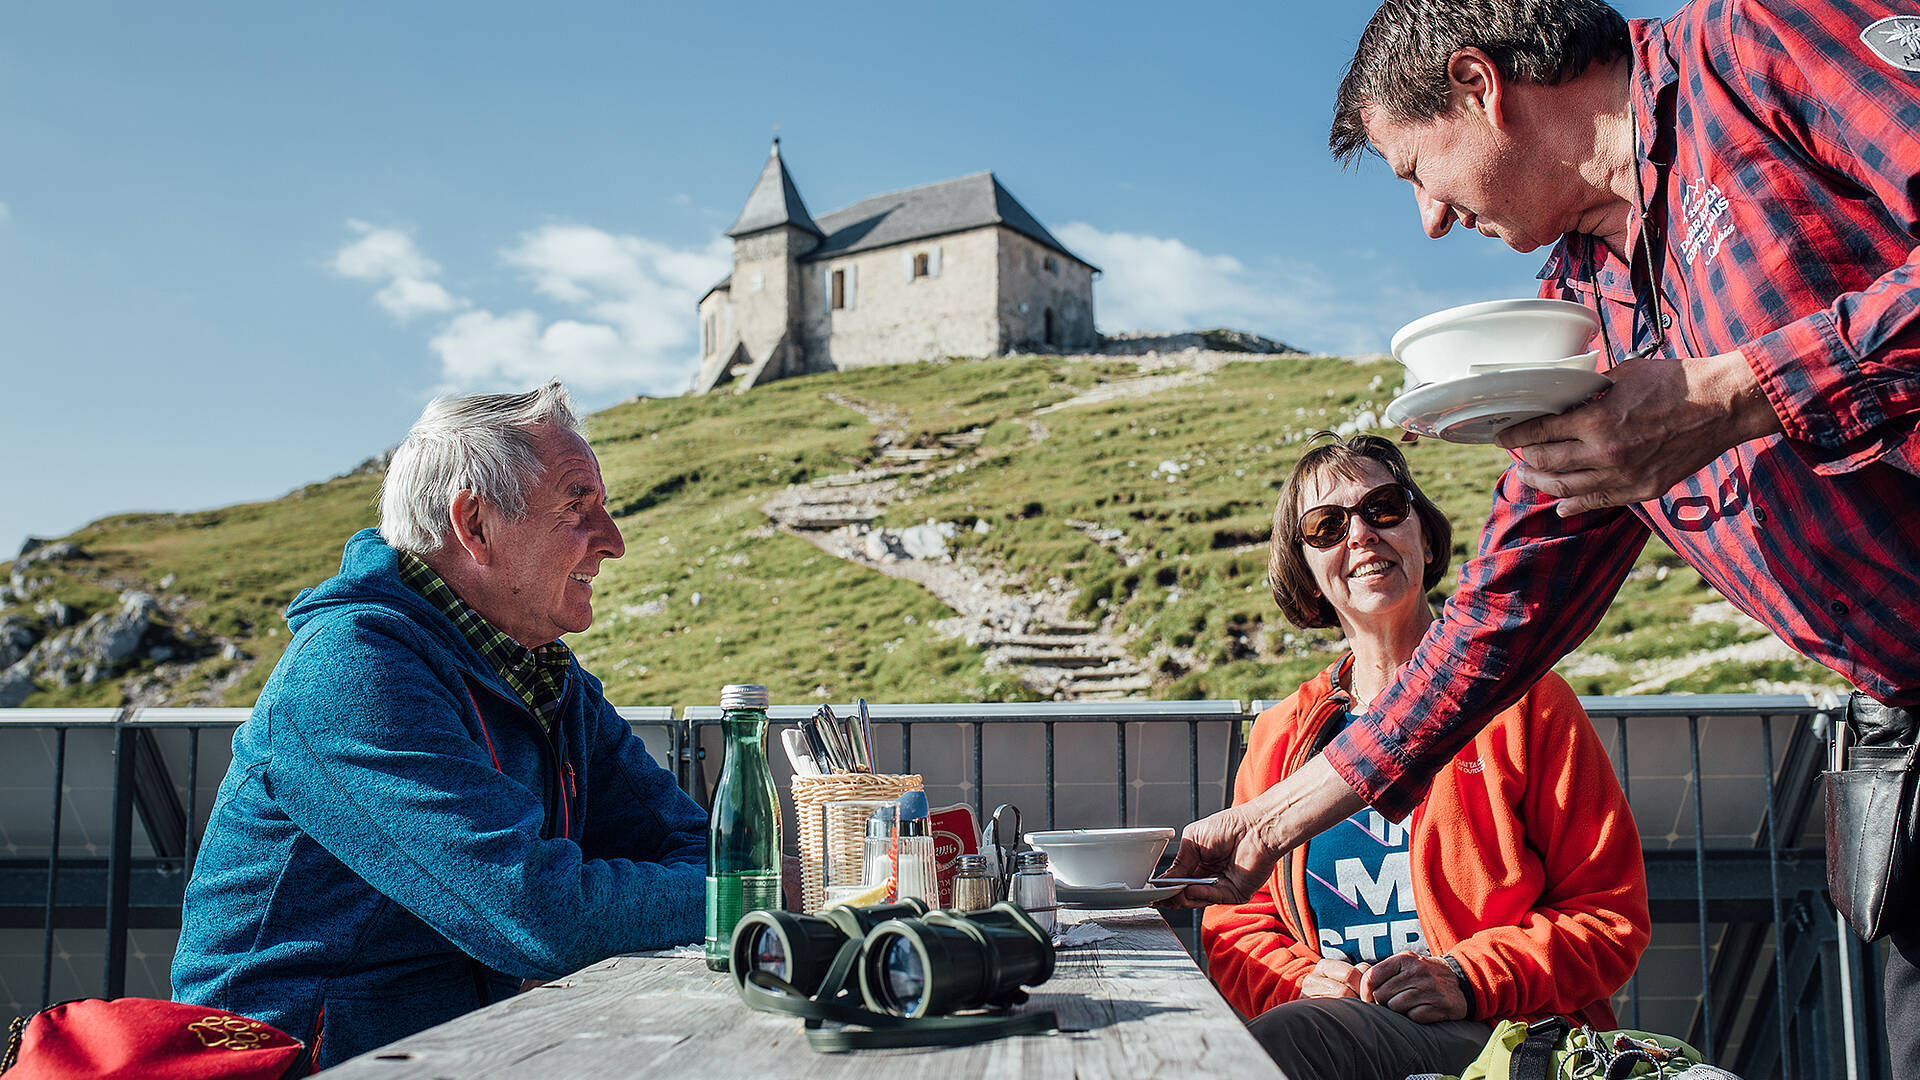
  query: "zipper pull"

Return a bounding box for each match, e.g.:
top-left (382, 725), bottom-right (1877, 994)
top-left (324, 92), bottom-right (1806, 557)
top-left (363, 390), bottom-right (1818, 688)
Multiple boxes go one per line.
top-left (565, 762), bottom-right (578, 798)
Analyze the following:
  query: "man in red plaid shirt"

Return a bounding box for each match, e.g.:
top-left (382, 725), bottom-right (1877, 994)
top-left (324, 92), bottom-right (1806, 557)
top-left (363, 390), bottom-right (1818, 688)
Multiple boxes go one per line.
top-left (1167, 0), bottom-right (1920, 1071)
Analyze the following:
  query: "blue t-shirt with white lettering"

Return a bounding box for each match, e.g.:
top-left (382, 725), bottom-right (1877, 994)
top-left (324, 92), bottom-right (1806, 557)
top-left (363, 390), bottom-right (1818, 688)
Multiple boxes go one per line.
top-left (1302, 710), bottom-right (1428, 963)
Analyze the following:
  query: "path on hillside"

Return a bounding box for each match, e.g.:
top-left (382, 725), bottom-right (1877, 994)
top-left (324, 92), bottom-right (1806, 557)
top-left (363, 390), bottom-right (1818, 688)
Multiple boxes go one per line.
top-left (762, 392), bottom-right (1151, 699)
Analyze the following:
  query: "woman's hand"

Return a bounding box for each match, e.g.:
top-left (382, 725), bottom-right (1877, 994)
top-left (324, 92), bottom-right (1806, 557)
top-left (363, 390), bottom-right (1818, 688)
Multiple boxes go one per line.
top-left (1300, 958), bottom-right (1369, 999)
top-left (1359, 953), bottom-right (1470, 1022)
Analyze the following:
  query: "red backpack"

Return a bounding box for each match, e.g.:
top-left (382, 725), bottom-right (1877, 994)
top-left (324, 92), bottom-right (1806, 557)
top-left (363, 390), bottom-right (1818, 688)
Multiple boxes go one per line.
top-left (4, 998), bottom-right (307, 1079)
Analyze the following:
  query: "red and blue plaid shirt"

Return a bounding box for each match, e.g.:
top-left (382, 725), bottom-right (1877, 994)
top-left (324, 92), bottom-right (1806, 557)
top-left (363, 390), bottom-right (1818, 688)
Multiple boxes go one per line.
top-left (1329, 0), bottom-right (1920, 819)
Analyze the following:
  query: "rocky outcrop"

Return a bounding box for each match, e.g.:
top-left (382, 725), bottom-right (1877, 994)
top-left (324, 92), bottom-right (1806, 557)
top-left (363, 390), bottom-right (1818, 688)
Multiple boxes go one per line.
top-left (0, 615), bottom-right (38, 669)
top-left (9, 541), bottom-right (88, 600)
top-left (1096, 329), bottom-right (1302, 355)
top-left (0, 537), bottom-right (260, 709)
top-left (0, 582), bottom-right (172, 706)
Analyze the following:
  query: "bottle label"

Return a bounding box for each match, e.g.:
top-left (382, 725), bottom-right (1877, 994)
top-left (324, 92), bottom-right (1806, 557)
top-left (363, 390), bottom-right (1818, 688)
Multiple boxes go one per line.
top-left (705, 872), bottom-right (782, 962)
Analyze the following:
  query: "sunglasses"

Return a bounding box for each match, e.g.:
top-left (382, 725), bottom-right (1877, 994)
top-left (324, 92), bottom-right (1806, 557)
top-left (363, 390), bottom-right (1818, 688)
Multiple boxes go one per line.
top-left (1298, 484), bottom-right (1414, 550)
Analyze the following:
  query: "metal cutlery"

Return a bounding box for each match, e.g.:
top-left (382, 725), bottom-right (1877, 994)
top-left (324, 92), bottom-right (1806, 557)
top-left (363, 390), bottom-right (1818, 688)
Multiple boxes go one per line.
top-left (850, 698), bottom-right (875, 773)
top-left (812, 704), bottom-right (853, 772)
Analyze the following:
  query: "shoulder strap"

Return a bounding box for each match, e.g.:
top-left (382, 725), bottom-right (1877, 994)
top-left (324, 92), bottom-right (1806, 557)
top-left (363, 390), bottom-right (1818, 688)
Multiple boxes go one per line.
top-left (1510, 1017), bottom-right (1569, 1080)
top-left (4, 1012), bottom-right (27, 1072)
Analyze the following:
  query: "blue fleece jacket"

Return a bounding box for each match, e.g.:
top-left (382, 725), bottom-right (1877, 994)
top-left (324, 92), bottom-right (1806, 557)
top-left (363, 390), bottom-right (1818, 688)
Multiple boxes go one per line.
top-left (172, 529), bottom-right (706, 1068)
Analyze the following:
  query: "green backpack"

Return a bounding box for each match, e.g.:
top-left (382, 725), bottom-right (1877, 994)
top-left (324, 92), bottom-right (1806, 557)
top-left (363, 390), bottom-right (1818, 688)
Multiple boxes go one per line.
top-left (1433, 1017), bottom-right (1738, 1080)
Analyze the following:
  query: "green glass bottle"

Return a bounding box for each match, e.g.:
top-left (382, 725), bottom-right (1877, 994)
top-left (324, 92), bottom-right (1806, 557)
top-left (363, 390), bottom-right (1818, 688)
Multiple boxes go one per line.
top-left (704, 683), bottom-right (782, 971)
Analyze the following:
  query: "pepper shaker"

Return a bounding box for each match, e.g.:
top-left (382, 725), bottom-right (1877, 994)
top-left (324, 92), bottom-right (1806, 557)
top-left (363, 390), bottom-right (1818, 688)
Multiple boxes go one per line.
top-left (951, 854), bottom-right (997, 913)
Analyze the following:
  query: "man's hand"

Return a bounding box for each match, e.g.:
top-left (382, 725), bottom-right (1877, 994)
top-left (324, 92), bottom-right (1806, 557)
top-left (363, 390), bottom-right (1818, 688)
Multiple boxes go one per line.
top-left (1300, 958), bottom-right (1369, 999)
top-left (1159, 798), bottom-right (1286, 907)
top-left (1359, 953), bottom-right (1470, 1023)
top-left (1494, 351), bottom-right (1781, 516)
top-left (1162, 756), bottom-right (1366, 907)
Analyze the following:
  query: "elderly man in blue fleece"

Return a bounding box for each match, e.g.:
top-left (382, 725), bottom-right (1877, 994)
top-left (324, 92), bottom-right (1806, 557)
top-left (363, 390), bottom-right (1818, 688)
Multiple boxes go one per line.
top-left (173, 380), bottom-right (705, 1069)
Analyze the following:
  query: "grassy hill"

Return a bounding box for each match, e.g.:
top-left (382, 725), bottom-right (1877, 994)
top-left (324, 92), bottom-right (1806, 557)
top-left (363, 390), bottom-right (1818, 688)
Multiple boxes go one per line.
top-left (0, 351), bottom-right (1844, 709)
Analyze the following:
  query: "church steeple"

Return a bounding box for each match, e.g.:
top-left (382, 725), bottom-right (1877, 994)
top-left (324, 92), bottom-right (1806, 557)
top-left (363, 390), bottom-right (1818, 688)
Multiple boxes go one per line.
top-left (726, 138), bottom-right (824, 239)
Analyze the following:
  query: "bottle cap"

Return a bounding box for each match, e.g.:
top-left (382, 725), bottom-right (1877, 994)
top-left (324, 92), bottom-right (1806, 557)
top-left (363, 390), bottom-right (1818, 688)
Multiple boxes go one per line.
top-left (720, 684), bottom-right (770, 709)
top-left (1012, 850), bottom-right (1049, 872)
top-left (866, 804), bottom-right (896, 838)
top-left (895, 790), bottom-right (931, 836)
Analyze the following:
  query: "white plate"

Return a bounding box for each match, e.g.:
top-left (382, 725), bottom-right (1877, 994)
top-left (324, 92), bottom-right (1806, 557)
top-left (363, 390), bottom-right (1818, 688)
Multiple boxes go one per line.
top-left (1384, 366), bottom-right (1612, 444)
top-left (1056, 882), bottom-right (1188, 909)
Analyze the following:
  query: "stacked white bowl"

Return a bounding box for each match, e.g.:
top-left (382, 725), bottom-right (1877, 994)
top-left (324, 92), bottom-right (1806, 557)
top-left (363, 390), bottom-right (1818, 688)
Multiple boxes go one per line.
top-left (1023, 827), bottom-right (1174, 889)
top-left (1390, 298), bottom-right (1601, 386)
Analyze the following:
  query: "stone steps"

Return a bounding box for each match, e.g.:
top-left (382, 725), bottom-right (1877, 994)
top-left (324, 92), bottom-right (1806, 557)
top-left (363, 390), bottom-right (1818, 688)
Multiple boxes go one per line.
top-left (991, 647), bottom-right (1129, 668)
top-left (812, 464), bottom-right (926, 487)
top-left (973, 633), bottom-right (1103, 649)
top-left (780, 512), bottom-right (878, 529)
top-left (1056, 672), bottom-right (1155, 695)
top-left (761, 422), bottom-right (1154, 702)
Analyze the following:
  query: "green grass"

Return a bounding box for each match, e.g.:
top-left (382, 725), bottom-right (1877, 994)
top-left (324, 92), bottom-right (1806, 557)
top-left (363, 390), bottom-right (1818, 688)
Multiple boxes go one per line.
top-left (2, 352), bottom-right (1847, 708)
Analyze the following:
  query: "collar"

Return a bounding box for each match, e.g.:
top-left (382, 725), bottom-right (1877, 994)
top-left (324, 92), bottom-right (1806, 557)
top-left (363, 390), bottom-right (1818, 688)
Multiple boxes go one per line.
top-left (397, 550), bottom-right (572, 691)
top-left (1626, 17), bottom-right (1678, 266)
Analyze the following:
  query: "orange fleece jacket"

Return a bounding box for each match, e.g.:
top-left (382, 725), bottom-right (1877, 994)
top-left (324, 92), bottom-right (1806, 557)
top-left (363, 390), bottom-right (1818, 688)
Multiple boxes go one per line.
top-left (1202, 661), bottom-right (1649, 1028)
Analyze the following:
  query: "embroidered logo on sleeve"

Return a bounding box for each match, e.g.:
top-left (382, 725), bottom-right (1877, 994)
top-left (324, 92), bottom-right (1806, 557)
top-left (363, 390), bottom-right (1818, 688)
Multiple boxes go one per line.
top-left (1862, 16), bottom-right (1920, 73)
top-left (1679, 177), bottom-right (1736, 266)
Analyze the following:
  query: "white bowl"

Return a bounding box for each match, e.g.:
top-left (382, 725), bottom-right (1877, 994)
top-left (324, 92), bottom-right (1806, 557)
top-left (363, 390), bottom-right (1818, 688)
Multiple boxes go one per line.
top-left (1023, 827), bottom-right (1175, 889)
top-left (1391, 299), bottom-right (1600, 386)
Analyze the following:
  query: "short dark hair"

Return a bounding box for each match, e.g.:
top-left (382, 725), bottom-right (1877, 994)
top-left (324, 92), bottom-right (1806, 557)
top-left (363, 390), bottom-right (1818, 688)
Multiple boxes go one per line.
top-left (1329, 0), bottom-right (1631, 165)
top-left (1268, 433), bottom-right (1453, 630)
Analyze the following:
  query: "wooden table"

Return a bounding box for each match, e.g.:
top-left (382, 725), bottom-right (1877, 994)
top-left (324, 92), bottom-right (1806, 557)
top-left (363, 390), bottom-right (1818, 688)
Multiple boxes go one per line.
top-left (318, 908), bottom-right (1286, 1078)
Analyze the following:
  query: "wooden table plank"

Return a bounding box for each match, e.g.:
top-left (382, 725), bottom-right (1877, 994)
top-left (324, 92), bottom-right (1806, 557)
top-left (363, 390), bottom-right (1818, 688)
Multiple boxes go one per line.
top-left (318, 908), bottom-right (1284, 1079)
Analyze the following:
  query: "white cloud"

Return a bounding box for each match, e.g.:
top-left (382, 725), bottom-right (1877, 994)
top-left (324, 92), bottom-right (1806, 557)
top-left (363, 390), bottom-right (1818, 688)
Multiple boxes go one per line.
top-left (331, 220), bottom-right (464, 321)
top-left (429, 310), bottom-right (630, 389)
top-left (0, 201), bottom-right (10, 223)
top-left (334, 219), bottom-right (729, 397)
top-left (1056, 221), bottom-right (1515, 357)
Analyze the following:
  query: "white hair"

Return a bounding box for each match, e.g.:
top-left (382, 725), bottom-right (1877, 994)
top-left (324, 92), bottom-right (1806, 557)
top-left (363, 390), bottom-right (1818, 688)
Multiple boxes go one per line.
top-left (378, 380), bottom-right (585, 555)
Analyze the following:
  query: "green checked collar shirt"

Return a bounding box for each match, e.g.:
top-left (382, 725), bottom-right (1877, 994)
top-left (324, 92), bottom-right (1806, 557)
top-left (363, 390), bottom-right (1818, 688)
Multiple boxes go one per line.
top-left (398, 550), bottom-right (571, 733)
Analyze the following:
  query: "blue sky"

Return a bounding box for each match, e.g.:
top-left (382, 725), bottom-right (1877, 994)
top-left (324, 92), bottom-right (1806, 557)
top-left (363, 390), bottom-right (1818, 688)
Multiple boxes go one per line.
top-left (0, 1), bottom-right (1673, 558)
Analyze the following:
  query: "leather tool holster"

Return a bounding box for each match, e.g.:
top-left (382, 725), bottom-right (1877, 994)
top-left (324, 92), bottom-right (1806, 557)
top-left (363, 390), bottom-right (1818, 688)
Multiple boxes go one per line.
top-left (1825, 694), bottom-right (1920, 941)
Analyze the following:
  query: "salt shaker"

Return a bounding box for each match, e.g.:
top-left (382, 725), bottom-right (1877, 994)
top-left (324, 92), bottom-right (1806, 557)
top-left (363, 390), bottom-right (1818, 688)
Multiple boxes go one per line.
top-left (891, 791), bottom-right (940, 906)
top-left (862, 804), bottom-right (897, 888)
top-left (951, 854), bottom-right (996, 913)
top-left (1009, 850), bottom-right (1057, 935)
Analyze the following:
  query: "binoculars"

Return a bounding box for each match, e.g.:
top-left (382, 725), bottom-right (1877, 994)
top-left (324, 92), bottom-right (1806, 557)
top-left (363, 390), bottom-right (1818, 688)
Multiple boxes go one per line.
top-left (729, 899), bottom-right (1056, 1018)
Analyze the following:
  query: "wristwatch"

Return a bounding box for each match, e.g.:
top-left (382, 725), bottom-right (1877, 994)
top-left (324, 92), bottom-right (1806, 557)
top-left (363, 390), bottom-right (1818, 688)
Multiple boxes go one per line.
top-left (1441, 954), bottom-right (1475, 1015)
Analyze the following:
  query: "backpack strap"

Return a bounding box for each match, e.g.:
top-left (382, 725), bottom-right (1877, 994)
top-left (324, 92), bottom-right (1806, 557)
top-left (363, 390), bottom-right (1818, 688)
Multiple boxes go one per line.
top-left (4, 1013), bottom-right (27, 1072)
top-left (1510, 1017), bottom-right (1570, 1080)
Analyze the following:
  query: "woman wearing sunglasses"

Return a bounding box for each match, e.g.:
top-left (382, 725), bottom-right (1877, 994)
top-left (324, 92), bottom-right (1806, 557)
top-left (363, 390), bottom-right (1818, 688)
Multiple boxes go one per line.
top-left (1200, 433), bottom-right (1649, 1080)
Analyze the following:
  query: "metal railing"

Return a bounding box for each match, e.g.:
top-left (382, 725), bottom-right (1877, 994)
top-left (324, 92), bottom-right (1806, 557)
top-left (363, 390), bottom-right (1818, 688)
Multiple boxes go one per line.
top-left (0, 695), bottom-right (1886, 1080)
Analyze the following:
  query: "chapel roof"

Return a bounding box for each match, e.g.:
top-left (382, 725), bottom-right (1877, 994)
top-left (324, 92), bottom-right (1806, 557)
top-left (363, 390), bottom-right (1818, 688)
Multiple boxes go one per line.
top-left (804, 171), bottom-right (1096, 270)
top-left (725, 139), bottom-right (825, 239)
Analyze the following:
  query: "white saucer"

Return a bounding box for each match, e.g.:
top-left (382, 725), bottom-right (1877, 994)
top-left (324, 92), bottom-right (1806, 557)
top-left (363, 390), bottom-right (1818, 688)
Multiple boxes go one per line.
top-left (1385, 366), bottom-right (1612, 444)
top-left (1056, 882), bottom-right (1187, 909)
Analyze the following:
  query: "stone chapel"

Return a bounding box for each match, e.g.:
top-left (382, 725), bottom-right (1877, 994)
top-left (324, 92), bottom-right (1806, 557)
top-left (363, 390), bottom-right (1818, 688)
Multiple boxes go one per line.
top-left (693, 140), bottom-right (1098, 394)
